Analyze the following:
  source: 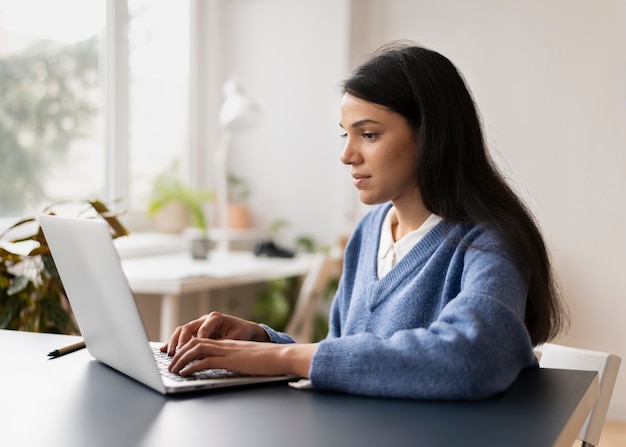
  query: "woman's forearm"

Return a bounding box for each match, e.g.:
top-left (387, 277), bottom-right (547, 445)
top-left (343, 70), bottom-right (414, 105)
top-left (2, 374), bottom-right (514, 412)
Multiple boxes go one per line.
top-left (279, 343), bottom-right (319, 378)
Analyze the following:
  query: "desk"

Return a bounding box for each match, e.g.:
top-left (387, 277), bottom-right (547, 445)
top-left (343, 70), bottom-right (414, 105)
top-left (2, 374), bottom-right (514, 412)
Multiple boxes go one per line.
top-left (1, 330), bottom-right (598, 447)
top-left (121, 251), bottom-right (315, 340)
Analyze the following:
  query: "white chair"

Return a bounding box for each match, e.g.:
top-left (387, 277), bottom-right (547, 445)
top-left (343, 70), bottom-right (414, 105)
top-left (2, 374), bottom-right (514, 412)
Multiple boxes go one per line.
top-left (536, 343), bottom-right (621, 447)
top-left (285, 252), bottom-right (339, 343)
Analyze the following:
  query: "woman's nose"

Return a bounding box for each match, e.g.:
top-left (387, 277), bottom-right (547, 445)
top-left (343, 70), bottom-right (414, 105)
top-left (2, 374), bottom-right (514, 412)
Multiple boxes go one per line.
top-left (339, 138), bottom-right (357, 165)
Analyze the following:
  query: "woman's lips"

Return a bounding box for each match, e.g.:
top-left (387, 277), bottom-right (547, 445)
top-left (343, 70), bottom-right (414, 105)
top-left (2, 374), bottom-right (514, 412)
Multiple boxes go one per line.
top-left (352, 172), bottom-right (370, 188)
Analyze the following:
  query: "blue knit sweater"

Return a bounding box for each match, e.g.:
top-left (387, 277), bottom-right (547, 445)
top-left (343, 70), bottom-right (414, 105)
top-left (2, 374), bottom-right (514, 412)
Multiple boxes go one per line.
top-left (264, 203), bottom-right (538, 399)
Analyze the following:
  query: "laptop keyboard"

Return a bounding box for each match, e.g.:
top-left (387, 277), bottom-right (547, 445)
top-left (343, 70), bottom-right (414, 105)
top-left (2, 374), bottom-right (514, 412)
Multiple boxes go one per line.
top-left (152, 347), bottom-right (242, 382)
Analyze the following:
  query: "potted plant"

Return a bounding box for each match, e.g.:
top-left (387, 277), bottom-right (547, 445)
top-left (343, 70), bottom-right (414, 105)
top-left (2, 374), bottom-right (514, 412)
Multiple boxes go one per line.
top-left (0, 200), bottom-right (128, 334)
top-left (147, 162), bottom-right (215, 235)
top-left (227, 173), bottom-right (252, 229)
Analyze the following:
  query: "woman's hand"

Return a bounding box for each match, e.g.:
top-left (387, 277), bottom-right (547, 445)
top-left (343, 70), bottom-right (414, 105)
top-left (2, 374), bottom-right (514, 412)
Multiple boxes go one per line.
top-left (168, 337), bottom-right (318, 379)
top-left (160, 311), bottom-right (270, 356)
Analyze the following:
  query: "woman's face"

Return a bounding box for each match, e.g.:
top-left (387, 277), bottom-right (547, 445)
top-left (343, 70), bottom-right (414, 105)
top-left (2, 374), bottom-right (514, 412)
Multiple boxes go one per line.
top-left (340, 94), bottom-right (419, 206)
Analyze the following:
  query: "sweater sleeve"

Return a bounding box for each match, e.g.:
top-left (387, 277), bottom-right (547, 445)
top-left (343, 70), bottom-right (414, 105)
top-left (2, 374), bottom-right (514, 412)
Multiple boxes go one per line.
top-left (308, 234), bottom-right (538, 400)
top-left (259, 324), bottom-right (296, 344)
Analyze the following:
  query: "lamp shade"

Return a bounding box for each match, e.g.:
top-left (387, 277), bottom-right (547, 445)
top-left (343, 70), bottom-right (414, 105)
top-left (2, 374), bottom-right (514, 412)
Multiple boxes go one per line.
top-left (218, 79), bottom-right (259, 132)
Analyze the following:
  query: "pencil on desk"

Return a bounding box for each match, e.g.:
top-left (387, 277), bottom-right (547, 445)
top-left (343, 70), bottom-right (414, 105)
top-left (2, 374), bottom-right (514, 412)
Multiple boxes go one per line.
top-left (47, 340), bottom-right (86, 358)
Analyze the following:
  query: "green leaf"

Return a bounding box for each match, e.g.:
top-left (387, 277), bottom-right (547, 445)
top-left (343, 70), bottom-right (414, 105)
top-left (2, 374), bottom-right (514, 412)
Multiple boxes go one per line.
top-left (7, 275), bottom-right (31, 296)
top-left (0, 293), bottom-right (24, 329)
top-left (0, 197), bottom-right (125, 334)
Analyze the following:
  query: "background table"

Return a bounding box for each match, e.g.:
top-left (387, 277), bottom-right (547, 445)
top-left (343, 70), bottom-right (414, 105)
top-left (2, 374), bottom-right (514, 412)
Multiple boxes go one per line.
top-left (121, 251), bottom-right (315, 340)
top-left (1, 330), bottom-right (598, 447)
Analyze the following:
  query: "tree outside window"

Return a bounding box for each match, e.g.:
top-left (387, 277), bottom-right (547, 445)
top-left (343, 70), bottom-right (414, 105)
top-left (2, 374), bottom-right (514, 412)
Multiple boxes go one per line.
top-left (0, 1), bottom-right (105, 218)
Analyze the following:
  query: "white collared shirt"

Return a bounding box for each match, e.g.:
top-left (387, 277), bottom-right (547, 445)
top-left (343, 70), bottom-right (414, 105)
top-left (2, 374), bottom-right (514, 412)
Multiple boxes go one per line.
top-left (377, 207), bottom-right (442, 279)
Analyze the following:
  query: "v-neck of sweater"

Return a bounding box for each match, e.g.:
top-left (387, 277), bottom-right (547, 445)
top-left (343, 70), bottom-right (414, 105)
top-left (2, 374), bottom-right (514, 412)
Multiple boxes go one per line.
top-left (377, 206), bottom-right (442, 279)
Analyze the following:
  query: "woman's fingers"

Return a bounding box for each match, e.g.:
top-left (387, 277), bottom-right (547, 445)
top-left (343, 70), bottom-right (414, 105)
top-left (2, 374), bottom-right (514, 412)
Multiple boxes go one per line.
top-left (177, 317), bottom-right (204, 345)
top-left (167, 337), bottom-right (279, 376)
top-left (167, 337), bottom-right (316, 379)
top-left (161, 325), bottom-right (183, 355)
top-left (161, 317), bottom-right (204, 355)
top-left (161, 312), bottom-right (271, 357)
top-left (168, 337), bottom-right (222, 375)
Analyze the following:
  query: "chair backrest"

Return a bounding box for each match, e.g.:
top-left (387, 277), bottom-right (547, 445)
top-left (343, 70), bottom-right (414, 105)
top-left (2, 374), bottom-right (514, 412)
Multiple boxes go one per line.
top-left (286, 253), bottom-right (338, 343)
top-left (537, 343), bottom-right (621, 446)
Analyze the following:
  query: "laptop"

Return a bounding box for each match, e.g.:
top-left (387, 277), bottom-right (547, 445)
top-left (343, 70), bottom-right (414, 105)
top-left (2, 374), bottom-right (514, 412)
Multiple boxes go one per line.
top-left (39, 214), bottom-right (295, 395)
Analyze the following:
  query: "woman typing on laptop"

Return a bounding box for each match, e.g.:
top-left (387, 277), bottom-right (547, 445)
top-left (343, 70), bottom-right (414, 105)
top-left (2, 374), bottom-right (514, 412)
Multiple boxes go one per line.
top-left (163, 41), bottom-right (567, 399)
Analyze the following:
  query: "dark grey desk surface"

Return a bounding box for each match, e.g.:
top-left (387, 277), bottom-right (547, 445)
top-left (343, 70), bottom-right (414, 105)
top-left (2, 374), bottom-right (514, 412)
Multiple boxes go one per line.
top-left (1, 330), bottom-right (597, 447)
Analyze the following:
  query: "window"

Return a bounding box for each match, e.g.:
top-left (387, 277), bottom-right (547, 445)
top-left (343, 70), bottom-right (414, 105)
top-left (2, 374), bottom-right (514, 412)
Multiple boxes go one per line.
top-left (127, 0), bottom-right (189, 212)
top-left (0, 0), bottom-right (106, 217)
top-left (0, 0), bottom-right (191, 222)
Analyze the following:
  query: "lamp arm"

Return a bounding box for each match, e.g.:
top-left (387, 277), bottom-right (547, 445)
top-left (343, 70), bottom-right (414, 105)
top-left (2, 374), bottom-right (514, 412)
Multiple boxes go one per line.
top-left (214, 130), bottom-right (232, 252)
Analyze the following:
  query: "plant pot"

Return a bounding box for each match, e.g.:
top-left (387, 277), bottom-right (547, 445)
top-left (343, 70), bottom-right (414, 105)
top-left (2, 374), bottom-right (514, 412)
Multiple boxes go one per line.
top-left (228, 203), bottom-right (252, 229)
top-left (153, 201), bottom-right (190, 233)
top-left (191, 237), bottom-right (211, 259)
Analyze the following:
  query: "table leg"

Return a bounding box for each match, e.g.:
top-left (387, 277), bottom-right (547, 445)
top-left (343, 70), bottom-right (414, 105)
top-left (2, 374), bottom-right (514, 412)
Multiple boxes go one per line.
top-left (197, 290), bottom-right (211, 317)
top-left (160, 294), bottom-right (181, 342)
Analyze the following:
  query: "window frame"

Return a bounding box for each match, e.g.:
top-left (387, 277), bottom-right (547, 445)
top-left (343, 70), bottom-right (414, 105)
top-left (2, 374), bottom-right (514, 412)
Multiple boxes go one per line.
top-left (106, 0), bottom-right (211, 223)
top-left (105, 0), bottom-right (129, 213)
top-left (0, 0), bottom-right (211, 231)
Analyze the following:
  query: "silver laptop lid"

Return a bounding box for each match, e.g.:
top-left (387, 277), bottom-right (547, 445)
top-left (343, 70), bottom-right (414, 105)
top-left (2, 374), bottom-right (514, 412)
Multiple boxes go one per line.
top-left (39, 214), bottom-right (166, 393)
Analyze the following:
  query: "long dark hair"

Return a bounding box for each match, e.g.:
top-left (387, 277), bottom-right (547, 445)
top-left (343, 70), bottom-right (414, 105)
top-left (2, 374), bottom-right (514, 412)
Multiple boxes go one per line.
top-left (342, 41), bottom-right (567, 345)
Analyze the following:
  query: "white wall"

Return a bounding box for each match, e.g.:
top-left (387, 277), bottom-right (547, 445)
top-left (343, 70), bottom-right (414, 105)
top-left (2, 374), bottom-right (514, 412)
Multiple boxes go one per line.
top-left (205, 0), bottom-right (354, 249)
top-left (210, 0), bottom-right (626, 419)
top-left (351, 0), bottom-right (626, 420)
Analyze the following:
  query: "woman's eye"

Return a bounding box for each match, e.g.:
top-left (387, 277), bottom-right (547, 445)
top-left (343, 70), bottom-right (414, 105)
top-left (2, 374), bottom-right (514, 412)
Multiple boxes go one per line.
top-left (339, 131), bottom-right (378, 140)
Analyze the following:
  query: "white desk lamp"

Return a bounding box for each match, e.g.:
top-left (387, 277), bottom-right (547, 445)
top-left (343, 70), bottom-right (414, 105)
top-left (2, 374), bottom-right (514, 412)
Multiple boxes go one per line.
top-left (214, 79), bottom-right (259, 252)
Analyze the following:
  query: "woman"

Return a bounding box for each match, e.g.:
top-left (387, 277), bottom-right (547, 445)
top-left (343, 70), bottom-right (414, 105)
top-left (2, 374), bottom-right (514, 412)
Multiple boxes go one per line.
top-left (162, 41), bottom-right (567, 399)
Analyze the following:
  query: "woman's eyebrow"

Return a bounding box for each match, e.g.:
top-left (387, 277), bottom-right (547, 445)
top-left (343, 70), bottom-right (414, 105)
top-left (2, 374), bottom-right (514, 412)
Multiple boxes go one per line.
top-left (339, 119), bottom-right (382, 129)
